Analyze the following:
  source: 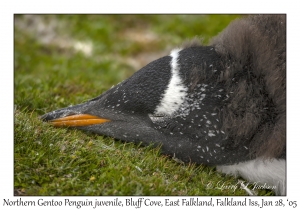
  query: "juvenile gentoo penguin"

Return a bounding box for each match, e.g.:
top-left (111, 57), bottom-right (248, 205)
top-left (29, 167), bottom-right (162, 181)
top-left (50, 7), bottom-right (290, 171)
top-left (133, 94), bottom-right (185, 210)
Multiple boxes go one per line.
top-left (42, 15), bottom-right (286, 195)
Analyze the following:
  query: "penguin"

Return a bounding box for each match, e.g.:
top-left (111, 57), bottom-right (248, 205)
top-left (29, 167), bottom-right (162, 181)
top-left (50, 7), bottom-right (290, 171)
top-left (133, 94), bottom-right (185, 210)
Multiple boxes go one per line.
top-left (41, 15), bottom-right (286, 195)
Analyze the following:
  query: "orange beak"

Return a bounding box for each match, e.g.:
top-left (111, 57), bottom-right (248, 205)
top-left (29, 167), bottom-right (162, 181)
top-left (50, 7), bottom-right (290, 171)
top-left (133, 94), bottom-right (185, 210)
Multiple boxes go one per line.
top-left (49, 114), bottom-right (110, 127)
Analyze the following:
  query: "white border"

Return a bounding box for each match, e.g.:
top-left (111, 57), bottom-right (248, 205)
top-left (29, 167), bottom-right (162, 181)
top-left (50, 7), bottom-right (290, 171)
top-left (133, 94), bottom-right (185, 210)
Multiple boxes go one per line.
top-left (2, 0), bottom-right (300, 209)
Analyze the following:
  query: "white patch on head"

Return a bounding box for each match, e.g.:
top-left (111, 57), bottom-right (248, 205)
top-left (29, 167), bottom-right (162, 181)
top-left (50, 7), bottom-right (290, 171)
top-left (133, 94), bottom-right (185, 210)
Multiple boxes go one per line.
top-left (154, 48), bottom-right (188, 116)
top-left (216, 158), bottom-right (286, 195)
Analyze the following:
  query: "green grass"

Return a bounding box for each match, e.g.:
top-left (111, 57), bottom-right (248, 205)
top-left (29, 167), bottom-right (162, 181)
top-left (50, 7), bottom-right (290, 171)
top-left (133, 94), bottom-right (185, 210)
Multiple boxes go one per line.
top-left (14, 14), bottom-right (274, 196)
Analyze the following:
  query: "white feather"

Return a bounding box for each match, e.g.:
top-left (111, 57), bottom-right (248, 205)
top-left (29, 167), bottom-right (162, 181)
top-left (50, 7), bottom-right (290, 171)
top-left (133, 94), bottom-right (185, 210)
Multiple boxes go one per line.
top-left (154, 48), bottom-right (188, 116)
top-left (217, 158), bottom-right (286, 195)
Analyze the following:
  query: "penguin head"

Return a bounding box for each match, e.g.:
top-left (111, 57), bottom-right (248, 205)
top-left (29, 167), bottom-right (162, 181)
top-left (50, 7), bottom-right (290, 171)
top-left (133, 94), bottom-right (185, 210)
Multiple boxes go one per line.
top-left (41, 46), bottom-right (228, 164)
